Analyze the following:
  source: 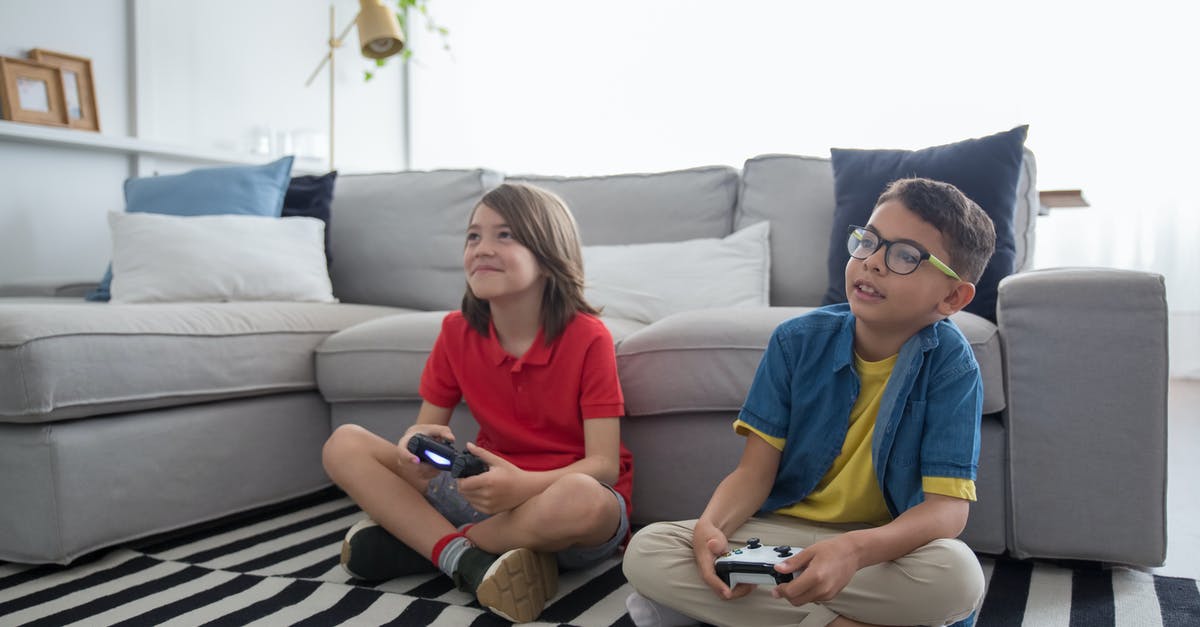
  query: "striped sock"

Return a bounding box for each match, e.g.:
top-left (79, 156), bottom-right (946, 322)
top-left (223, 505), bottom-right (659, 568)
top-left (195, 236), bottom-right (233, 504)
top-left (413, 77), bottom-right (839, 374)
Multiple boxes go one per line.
top-left (433, 533), bottom-right (472, 579)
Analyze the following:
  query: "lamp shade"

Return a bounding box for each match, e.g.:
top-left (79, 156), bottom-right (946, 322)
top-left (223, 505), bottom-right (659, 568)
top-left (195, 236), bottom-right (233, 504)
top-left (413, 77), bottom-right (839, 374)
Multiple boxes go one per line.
top-left (356, 0), bottom-right (405, 58)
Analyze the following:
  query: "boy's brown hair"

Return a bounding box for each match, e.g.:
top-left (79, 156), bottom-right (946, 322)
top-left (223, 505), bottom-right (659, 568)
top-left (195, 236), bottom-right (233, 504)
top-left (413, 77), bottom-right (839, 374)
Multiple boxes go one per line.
top-left (462, 183), bottom-right (599, 343)
top-left (876, 178), bottom-right (996, 283)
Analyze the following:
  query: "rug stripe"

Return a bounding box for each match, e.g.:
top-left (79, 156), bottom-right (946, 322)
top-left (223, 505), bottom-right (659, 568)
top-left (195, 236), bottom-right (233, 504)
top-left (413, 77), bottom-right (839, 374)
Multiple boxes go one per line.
top-left (1024, 562), bottom-right (1073, 626)
top-left (18, 564), bottom-right (208, 627)
top-left (106, 571), bottom-right (255, 626)
top-left (1112, 568), bottom-right (1164, 626)
top-left (0, 553), bottom-right (157, 617)
top-left (157, 576), bottom-right (294, 627)
top-left (539, 562), bottom-right (629, 624)
top-left (976, 558), bottom-right (1032, 626)
top-left (199, 578), bottom-right (322, 625)
top-left (285, 554), bottom-right (342, 580)
top-left (229, 528), bottom-right (347, 573)
top-left (1156, 575), bottom-right (1200, 627)
top-left (242, 581), bottom-right (356, 626)
top-left (1069, 567), bottom-right (1115, 627)
top-left (176, 505), bottom-right (358, 565)
top-left (288, 585), bottom-right (384, 626)
top-left (565, 582), bottom-right (636, 627)
top-left (384, 597), bottom-right (451, 625)
top-left (135, 488), bottom-right (346, 554)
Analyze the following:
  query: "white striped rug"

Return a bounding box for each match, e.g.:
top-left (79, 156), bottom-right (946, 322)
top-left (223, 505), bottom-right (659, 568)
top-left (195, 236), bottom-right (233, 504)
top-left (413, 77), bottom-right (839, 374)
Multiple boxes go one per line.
top-left (1, 488), bottom-right (1197, 626)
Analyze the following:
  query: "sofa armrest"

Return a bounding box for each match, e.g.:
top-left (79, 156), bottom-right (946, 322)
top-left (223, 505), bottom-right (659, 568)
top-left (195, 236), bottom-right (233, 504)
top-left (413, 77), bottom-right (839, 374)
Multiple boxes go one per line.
top-left (0, 279), bottom-right (98, 298)
top-left (998, 267), bottom-right (1168, 566)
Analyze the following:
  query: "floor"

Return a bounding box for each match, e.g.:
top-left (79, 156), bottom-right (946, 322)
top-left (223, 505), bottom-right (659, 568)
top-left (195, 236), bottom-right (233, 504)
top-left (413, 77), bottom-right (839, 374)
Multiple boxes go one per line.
top-left (1150, 378), bottom-right (1200, 579)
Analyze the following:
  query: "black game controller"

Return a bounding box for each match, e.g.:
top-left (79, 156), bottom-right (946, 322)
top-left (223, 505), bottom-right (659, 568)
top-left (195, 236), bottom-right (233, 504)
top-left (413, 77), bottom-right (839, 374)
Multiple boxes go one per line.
top-left (406, 433), bottom-right (489, 478)
top-left (714, 538), bottom-right (797, 587)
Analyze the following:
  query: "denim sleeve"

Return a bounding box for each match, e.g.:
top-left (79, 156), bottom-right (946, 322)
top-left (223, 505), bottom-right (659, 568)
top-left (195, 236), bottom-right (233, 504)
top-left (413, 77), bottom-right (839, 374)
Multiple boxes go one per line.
top-left (738, 326), bottom-right (793, 440)
top-left (919, 345), bottom-right (983, 480)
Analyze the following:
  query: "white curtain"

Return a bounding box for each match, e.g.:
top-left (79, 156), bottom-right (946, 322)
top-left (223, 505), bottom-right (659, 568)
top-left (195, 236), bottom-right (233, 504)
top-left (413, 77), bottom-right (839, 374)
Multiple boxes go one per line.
top-left (407, 0), bottom-right (1198, 378)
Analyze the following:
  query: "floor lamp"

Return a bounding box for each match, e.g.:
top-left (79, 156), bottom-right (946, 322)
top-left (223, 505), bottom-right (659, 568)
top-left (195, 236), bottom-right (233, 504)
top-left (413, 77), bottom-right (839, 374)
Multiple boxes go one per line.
top-left (304, 0), bottom-right (405, 170)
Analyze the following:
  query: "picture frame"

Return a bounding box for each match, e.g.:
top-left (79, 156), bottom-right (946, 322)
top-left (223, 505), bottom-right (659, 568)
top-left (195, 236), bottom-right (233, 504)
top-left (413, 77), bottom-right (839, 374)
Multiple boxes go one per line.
top-left (0, 56), bottom-right (68, 127)
top-left (28, 49), bottom-right (100, 132)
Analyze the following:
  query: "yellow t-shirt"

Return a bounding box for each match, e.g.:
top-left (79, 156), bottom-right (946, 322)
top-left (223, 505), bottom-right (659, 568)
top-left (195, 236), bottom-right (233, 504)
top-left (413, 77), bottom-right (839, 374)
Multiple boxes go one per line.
top-left (734, 352), bottom-right (976, 526)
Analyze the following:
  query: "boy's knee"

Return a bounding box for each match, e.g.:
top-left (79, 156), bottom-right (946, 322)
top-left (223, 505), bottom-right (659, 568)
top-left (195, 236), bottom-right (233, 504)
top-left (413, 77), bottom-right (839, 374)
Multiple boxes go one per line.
top-left (543, 473), bottom-right (616, 532)
top-left (925, 538), bottom-right (986, 612)
top-left (623, 521), bottom-right (690, 587)
top-left (322, 424), bottom-right (367, 474)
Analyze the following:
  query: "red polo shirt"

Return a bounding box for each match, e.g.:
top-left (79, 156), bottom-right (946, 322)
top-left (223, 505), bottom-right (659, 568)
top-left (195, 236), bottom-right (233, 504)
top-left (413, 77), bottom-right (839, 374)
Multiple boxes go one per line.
top-left (419, 311), bottom-right (633, 516)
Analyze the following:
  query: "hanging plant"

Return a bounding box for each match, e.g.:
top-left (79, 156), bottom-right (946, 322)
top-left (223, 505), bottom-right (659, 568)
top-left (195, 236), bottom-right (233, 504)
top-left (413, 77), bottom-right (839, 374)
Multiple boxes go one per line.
top-left (364, 0), bottom-right (451, 81)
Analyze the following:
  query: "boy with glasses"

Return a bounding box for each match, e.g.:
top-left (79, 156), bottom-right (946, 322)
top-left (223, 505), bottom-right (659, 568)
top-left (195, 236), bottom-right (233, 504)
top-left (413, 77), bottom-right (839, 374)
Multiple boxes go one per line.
top-left (623, 178), bottom-right (995, 627)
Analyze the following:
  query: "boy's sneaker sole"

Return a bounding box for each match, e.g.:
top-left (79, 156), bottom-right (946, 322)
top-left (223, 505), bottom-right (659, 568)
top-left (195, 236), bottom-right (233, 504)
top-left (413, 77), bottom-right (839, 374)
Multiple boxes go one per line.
top-left (340, 518), bottom-right (435, 581)
top-left (475, 548), bottom-right (558, 623)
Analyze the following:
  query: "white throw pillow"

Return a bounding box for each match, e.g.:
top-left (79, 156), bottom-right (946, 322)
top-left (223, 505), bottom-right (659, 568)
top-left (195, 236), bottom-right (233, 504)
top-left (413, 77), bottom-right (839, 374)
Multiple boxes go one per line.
top-left (108, 212), bottom-right (336, 303)
top-left (583, 221), bottom-right (770, 323)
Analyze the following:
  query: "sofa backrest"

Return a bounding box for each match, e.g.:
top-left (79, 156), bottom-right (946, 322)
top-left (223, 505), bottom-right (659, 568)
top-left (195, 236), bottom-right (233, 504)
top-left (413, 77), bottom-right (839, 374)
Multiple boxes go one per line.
top-left (506, 166), bottom-right (740, 245)
top-left (330, 168), bottom-right (503, 310)
top-left (329, 150), bottom-right (1037, 311)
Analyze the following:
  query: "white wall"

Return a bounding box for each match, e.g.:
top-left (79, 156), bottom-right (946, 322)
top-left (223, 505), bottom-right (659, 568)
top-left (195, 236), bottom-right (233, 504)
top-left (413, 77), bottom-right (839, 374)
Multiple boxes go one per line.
top-left (0, 0), bottom-right (407, 285)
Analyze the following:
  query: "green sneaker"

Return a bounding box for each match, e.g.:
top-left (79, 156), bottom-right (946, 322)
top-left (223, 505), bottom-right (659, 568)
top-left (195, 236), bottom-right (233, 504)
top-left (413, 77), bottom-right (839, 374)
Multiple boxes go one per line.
top-left (340, 518), bottom-right (436, 581)
top-left (453, 546), bottom-right (558, 623)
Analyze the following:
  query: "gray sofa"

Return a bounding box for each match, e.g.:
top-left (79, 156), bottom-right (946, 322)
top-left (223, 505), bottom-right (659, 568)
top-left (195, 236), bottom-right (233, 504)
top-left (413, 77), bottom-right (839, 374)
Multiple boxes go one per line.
top-left (0, 151), bottom-right (1169, 570)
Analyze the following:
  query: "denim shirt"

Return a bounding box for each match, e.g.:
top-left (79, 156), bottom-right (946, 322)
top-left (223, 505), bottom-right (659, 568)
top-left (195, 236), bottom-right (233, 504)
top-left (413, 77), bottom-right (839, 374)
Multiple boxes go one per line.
top-left (739, 304), bottom-right (983, 518)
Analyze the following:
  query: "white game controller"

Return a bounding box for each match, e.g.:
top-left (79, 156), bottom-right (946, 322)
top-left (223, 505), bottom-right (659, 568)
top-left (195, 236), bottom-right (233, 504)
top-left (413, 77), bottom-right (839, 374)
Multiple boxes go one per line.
top-left (714, 538), bottom-right (799, 587)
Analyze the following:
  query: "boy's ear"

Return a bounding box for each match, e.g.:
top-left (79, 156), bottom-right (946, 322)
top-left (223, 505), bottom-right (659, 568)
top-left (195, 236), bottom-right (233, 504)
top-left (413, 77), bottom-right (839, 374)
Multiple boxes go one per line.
top-left (937, 281), bottom-right (976, 317)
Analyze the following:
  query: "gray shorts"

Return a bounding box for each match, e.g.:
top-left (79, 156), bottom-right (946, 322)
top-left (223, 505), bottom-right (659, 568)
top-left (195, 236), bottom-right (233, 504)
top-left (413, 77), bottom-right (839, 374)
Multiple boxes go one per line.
top-left (425, 471), bottom-right (629, 571)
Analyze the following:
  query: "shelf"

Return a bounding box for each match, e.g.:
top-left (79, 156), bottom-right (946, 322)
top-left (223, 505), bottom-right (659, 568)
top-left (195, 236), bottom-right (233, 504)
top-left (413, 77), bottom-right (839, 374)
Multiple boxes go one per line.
top-left (0, 119), bottom-right (268, 166)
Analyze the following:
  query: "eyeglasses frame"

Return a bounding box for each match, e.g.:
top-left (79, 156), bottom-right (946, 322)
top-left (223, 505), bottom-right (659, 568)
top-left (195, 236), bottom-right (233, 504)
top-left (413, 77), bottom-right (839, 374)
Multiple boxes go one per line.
top-left (847, 225), bottom-right (961, 281)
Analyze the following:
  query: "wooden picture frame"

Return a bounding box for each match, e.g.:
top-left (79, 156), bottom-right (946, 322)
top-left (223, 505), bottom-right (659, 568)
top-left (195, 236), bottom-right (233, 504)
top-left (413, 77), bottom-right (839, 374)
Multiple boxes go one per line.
top-left (29, 49), bottom-right (100, 132)
top-left (0, 56), bottom-right (68, 127)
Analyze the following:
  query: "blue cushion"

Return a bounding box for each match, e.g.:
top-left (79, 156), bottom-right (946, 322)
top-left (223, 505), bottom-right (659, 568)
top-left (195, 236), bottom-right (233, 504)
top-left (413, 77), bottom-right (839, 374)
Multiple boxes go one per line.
top-left (282, 171), bottom-right (337, 266)
top-left (823, 126), bottom-right (1027, 322)
top-left (86, 156), bottom-right (294, 301)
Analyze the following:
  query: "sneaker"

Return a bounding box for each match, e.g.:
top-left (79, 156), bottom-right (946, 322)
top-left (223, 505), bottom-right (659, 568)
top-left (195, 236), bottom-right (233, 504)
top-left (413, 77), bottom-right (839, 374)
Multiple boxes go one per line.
top-left (340, 518), bottom-right (436, 581)
top-left (453, 546), bottom-right (558, 623)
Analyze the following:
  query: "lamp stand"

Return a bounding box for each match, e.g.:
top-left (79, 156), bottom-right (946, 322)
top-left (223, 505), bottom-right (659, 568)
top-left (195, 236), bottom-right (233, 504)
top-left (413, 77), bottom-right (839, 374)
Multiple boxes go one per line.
top-left (304, 5), bottom-right (358, 170)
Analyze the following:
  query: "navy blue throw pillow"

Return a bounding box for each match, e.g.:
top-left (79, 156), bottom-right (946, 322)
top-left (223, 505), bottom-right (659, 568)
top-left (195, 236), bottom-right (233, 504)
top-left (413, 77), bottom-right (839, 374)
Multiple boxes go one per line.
top-left (823, 126), bottom-right (1028, 322)
top-left (282, 171), bottom-right (337, 266)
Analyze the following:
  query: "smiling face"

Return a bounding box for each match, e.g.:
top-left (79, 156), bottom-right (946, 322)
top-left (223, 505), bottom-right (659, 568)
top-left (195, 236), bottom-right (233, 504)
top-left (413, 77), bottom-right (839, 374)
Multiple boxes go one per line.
top-left (845, 200), bottom-right (966, 339)
top-left (463, 203), bottom-right (546, 305)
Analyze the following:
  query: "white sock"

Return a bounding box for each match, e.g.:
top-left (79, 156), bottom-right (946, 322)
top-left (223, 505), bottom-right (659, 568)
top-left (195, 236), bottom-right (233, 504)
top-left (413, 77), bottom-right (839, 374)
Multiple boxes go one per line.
top-left (625, 592), bottom-right (698, 627)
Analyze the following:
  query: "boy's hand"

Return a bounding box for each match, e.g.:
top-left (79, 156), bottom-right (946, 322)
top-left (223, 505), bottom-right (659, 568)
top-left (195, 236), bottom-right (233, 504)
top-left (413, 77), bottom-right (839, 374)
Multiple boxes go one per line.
top-left (455, 443), bottom-right (534, 514)
top-left (771, 534), bottom-right (859, 606)
top-left (397, 424), bottom-right (455, 481)
top-left (692, 519), bottom-right (756, 601)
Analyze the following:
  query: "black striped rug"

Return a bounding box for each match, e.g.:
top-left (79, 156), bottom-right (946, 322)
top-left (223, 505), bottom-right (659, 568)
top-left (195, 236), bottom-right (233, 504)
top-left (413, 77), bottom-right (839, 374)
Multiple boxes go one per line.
top-left (1, 487), bottom-right (1197, 626)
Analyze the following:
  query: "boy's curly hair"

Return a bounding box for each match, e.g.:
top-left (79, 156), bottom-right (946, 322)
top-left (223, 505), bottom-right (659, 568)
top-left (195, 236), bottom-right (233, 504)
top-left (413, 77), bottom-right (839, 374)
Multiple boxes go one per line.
top-left (876, 178), bottom-right (996, 284)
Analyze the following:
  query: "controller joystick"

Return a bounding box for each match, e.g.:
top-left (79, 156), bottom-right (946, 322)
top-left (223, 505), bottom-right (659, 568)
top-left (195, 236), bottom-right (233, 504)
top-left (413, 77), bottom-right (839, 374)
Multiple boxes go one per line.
top-left (714, 540), bottom-right (800, 587)
top-left (451, 450), bottom-right (488, 478)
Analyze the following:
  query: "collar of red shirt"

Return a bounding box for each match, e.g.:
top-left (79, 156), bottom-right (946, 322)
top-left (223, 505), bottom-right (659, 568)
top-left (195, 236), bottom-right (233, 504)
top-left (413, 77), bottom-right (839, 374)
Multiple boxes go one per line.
top-left (485, 319), bottom-right (553, 368)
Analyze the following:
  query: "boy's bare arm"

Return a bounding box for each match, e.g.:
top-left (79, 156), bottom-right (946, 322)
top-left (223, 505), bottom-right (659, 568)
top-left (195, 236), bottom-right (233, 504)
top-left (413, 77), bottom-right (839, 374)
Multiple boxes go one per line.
top-left (693, 435), bottom-right (781, 599)
top-left (772, 493), bottom-right (969, 606)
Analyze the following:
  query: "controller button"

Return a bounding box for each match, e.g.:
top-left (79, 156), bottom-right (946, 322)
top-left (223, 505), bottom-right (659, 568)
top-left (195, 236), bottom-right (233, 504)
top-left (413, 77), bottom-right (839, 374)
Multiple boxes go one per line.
top-left (746, 538), bottom-right (761, 549)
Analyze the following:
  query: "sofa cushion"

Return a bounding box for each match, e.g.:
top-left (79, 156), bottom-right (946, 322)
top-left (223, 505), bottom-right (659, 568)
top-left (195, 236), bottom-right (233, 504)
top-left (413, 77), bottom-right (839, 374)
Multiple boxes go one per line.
top-left (507, 165), bottom-right (739, 245)
top-left (107, 212), bottom-right (335, 303)
top-left (316, 312), bottom-right (645, 404)
top-left (86, 156), bottom-right (295, 302)
top-left (329, 169), bottom-right (503, 311)
top-left (824, 126), bottom-right (1029, 322)
top-left (0, 300), bottom-right (401, 423)
top-left (736, 155), bottom-right (838, 306)
top-left (283, 171), bottom-right (338, 266)
top-left (583, 221), bottom-right (771, 324)
top-left (617, 307), bottom-right (1004, 417)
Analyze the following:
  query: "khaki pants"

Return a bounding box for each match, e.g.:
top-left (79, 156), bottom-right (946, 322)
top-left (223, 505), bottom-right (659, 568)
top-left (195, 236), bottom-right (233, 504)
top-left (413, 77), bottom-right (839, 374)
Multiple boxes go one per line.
top-left (622, 516), bottom-right (984, 627)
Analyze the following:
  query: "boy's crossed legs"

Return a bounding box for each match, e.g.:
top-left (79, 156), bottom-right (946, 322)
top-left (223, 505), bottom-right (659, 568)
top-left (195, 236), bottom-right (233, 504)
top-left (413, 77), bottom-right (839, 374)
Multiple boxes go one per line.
top-left (623, 515), bottom-right (983, 627)
top-left (322, 424), bottom-right (628, 623)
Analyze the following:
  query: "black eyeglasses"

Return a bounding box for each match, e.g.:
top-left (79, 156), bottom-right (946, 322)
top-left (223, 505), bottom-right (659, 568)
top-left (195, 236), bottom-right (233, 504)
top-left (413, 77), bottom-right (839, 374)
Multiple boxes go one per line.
top-left (846, 226), bottom-right (961, 280)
